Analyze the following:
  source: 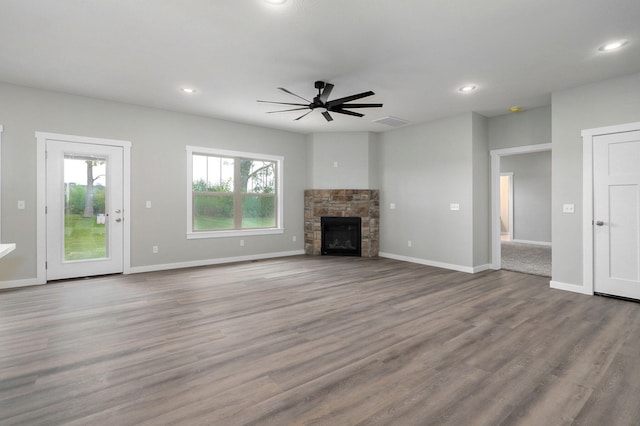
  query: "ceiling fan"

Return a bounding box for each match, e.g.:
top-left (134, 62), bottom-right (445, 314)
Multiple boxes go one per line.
top-left (257, 81), bottom-right (383, 122)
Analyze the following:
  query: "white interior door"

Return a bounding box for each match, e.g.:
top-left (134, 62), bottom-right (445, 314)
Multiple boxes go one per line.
top-left (46, 140), bottom-right (124, 280)
top-left (593, 130), bottom-right (640, 299)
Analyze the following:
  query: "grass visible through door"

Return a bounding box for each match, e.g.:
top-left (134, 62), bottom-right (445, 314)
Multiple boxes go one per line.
top-left (64, 214), bottom-right (106, 261)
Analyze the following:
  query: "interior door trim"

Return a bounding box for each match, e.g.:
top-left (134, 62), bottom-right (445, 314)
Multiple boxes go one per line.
top-left (36, 132), bottom-right (132, 284)
top-left (581, 121), bottom-right (640, 296)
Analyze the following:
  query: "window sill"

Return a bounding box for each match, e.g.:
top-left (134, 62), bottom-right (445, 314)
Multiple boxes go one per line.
top-left (187, 228), bottom-right (284, 239)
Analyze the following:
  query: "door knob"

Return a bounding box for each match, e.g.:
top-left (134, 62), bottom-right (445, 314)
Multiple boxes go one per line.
top-left (595, 220), bottom-right (604, 226)
top-left (115, 218), bottom-right (122, 222)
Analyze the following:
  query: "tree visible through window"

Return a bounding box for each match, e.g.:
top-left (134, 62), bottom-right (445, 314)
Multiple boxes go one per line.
top-left (188, 147), bottom-right (281, 234)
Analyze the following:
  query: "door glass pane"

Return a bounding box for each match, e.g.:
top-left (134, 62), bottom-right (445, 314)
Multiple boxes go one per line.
top-left (63, 155), bottom-right (107, 261)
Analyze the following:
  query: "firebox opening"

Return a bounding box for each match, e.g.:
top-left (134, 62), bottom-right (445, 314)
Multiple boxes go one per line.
top-left (321, 216), bottom-right (362, 256)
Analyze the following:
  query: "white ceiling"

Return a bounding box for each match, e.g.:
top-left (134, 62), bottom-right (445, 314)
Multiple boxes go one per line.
top-left (1, 0), bottom-right (639, 134)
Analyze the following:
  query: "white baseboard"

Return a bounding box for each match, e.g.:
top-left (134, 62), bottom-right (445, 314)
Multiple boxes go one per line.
top-left (1, 251), bottom-right (305, 289)
top-left (128, 250), bottom-right (305, 274)
top-left (472, 264), bottom-right (493, 273)
top-left (550, 280), bottom-right (592, 295)
top-left (0, 278), bottom-right (46, 291)
top-left (379, 252), bottom-right (489, 274)
top-left (511, 239), bottom-right (552, 247)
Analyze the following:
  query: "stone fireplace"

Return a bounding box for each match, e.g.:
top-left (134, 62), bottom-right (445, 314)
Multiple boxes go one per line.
top-left (304, 189), bottom-right (379, 257)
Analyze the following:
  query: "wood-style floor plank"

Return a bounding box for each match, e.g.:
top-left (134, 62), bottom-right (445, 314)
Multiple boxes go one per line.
top-left (1, 256), bottom-right (639, 425)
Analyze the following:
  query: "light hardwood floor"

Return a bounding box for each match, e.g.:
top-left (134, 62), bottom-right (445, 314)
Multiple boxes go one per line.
top-left (1, 256), bottom-right (639, 425)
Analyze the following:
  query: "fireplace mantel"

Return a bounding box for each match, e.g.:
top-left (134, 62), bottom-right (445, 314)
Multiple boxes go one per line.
top-left (304, 189), bottom-right (379, 257)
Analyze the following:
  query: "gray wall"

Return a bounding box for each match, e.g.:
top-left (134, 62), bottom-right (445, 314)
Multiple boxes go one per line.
top-left (501, 151), bottom-right (552, 243)
top-left (489, 105), bottom-right (551, 150)
top-left (378, 113), bottom-right (489, 270)
top-left (552, 72), bottom-right (640, 287)
top-left (306, 132), bottom-right (378, 189)
top-left (0, 82), bottom-right (307, 282)
top-left (472, 113), bottom-right (490, 266)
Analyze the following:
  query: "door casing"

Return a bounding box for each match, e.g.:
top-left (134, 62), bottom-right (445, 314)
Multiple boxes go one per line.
top-left (582, 121), bottom-right (640, 296)
top-left (36, 132), bottom-right (132, 284)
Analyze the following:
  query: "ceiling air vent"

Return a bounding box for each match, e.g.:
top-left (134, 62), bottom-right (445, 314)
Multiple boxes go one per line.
top-left (372, 116), bottom-right (410, 128)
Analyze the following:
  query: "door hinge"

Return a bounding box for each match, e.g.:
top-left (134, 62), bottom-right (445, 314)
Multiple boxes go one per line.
top-left (45, 206), bottom-right (48, 214)
top-left (45, 261), bottom-right (48, 270)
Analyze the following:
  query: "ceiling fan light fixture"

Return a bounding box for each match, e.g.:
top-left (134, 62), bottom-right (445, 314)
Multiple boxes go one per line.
top-left (458, 84), bottom-right (477, 93)
top-left (598, 39), bottom-right (628, 52)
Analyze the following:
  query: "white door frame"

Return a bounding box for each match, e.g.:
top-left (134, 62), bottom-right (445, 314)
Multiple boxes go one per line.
top-left (36, 132), bottom-right (132, 284)
top-left (490, 143), bottom-right (552, 270)
top-left (581, 121), bottom-right (640, 296)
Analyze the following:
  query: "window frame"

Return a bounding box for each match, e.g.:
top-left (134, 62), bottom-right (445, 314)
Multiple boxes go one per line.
top-left (186, 145), bottom-right (284, 239)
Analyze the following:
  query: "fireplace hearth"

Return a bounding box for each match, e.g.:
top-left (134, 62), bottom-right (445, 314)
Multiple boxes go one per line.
top-left (321, 217), bottom-right (361, 256)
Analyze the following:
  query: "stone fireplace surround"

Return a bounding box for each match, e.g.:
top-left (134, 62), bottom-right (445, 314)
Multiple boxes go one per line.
top-left (304, 189), bottom-right (379, 257)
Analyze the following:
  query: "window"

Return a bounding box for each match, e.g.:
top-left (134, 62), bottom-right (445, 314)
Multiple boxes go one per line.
top-left (186, 146), bottom-right (283, 238)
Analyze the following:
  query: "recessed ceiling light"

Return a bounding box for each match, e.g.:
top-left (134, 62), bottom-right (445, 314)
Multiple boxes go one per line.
top-left (181, 87), bottom-right (197, 94)
top-left (599, 40), bottom-right (628, 52)
top-left (264, 0), bottom-right (287, 4)
top-left (458, 84), bottom-right (477, 93)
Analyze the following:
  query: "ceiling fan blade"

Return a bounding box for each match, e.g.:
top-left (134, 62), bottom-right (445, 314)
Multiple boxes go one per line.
top-left (267, 107), bottom-right (311, 114)
top-left (294, 110), bottom-right (314, 121)
top-left (322, 111), bottom-right (334, 122)
top-left (278, 87), bottom-right (312, 103)
top-left (337, 103), bottom-right (383, 108)
top-left (257, 100), bottom-right (309, 107)
top-left (319, 83), bottom-right (334, 103)
top-left (326, 91), bottom-right (375, 108)
top-left (332, 109), bottom-right (364, 118)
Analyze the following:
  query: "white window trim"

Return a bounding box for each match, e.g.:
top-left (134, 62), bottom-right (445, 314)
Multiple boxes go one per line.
top-left (186, 145), bottom-right (284, 239)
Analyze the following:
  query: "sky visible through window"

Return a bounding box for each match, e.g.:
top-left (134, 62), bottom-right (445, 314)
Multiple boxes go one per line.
top-left (64, 158), bottom-right (106, 186)
top-left (193, 155), bottom-right (234, 190)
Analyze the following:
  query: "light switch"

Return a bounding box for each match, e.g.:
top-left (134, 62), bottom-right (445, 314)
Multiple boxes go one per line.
top-left (563, 204), bottom-right (575, 213)
top-left (450, 203), bottom-right (460, 211)
top-left (146, 201), bottom-right (152, 208)
top-left (333, 161), bottom-right (338, 168)
top-left (17, 200), bottom-right (25, 210)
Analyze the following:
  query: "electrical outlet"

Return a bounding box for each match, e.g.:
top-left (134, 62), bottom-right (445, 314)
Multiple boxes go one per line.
top-left (407, 240), bottom-right (412, 248)
top-left (390, 203), bottom-right (396, 210)
top-left (152, 245), bottom-right (158, 254)
top-left (240, 239), bottom-right (245, 247)
top-left (17, 200), bottom-right (25, 210)
top-left (563, 203), bottom-right (575, 213)
top-left (146, 201), bottom-right (152, 208)
top-left (292, 235), bottom-right (297, 242)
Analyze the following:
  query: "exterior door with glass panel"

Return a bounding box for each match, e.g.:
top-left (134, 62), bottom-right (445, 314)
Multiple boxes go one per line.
top-left (46, 141), bottom-right (124, 280)
top-left (593, 130), bottom-right (640, 299)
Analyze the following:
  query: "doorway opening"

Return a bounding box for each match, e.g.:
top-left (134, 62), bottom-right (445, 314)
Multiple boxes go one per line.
top-left (499, 173), bottom-right (513, 242)
top-left (491, 143), bottom-right (552, 277)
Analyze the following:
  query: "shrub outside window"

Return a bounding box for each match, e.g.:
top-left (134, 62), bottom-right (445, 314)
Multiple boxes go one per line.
top-left (187, 146), bottom-right (283, 238)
